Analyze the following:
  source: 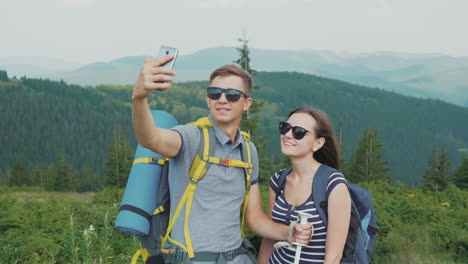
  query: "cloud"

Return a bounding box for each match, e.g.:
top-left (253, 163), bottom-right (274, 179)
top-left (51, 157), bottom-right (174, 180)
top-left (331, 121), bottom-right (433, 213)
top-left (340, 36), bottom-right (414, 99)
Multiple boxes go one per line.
top-left (367, 0), bottom-right (394, 20)
top-left (194, 0), bottom-right (247, 9)
top-left (58, 0), bottom-right (94, 7)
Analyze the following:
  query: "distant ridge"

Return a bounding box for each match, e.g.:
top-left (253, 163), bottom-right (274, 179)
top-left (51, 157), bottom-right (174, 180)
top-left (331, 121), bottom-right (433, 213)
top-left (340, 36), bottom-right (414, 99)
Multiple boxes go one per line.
top-left (2, 47), bottom-right (467, 106)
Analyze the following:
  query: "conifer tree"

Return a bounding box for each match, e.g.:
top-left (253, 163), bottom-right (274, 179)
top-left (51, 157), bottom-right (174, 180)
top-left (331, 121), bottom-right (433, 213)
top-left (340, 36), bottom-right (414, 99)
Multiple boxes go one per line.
top-left (105, 125), bottom-right (133, 188)
top-left (423, 147), bottom-right (439, 191)
top-left (31, 163), bottom-right (56, 190)
top-left (0, 169), bottom-right (5, 185)
top-left (0, 70), bottom-right (8, 82)
top-left (54, 151), bottom-right (75, 191)
top-left (235, 31), bottom-right (263, 136)
top-left (453, 154), bottom-right (468, 189)
top-left (423, 147), bottom-right (451, 191)
top-left (234, 31), bottom-right (270, 181)
top-left (336, 120), bottom-right (346, 171)
top-left (79, 167), bottom-right (102, 192)
top-left (437, 148), bottom-right (451, 190)
top-left (8, 157), bottom-right (29, 186)
top-left (346, 128), bottom-right (390, 183)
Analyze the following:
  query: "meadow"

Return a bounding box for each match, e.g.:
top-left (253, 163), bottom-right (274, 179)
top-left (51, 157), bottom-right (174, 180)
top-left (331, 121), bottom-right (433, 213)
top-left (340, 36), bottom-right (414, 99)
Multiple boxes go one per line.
top-left (1, 182), bottom-right (466, 264)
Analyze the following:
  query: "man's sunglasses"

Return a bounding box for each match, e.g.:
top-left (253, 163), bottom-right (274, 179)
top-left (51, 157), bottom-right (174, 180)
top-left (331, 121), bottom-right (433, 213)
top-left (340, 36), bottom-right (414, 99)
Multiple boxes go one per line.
top-left (207, 87), bottom-right (249, 102)
top-left (279, 121), bottom-right (310, 140)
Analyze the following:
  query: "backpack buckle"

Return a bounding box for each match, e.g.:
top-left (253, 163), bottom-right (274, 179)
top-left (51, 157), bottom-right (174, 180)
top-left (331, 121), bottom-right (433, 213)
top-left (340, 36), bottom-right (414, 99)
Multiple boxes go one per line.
top-left (220, 158), bottom-right (231, 167)
top-left (223, 250), bottom-right (234, 261)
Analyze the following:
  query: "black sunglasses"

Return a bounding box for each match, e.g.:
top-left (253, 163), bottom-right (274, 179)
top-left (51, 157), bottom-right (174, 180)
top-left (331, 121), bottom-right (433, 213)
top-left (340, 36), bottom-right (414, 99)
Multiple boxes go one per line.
top-left (279, 121), bottom-right (310, 140)
top-left (207, 87), bottom-right (248, 102)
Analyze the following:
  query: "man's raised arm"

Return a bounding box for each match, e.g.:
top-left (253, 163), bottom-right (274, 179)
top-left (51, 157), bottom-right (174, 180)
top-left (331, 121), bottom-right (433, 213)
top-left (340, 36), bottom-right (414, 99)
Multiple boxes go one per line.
top-left (132, 56), bottom-right (181, 158)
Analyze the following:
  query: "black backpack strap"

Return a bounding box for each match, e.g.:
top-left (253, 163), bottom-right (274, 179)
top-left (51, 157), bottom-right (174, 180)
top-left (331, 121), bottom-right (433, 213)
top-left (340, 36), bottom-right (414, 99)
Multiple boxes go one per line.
top-left (275, 168), bottom-right (293, 201)
top-left (312, 164), bottom-right (337, 227)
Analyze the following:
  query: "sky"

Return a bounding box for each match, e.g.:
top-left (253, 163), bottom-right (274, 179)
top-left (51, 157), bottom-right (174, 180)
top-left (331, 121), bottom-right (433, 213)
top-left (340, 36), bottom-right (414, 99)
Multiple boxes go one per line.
top-left (1, 0), bottom-right (468, 64)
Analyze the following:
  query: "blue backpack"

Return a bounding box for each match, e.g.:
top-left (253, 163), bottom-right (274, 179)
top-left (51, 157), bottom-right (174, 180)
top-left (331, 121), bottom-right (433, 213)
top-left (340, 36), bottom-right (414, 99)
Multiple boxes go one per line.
top-left (276, 165), bottom-right (377, 264)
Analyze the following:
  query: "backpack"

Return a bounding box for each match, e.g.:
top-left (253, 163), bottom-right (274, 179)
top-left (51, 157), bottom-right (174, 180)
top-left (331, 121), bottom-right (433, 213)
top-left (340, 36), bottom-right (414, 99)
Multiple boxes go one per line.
top-left (275, 165), bottom-right (377, 264)
top-left (130, 117), bottom-right (256, 264)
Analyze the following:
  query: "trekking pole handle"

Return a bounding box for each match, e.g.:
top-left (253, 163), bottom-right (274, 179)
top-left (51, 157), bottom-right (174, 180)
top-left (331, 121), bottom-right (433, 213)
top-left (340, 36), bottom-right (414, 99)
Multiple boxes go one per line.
top-left (293, 212), bottom-right (312, 264)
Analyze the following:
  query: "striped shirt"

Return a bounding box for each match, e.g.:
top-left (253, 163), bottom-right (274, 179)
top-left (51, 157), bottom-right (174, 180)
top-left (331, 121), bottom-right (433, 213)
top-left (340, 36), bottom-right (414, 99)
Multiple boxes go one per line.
top-left (268, 168), bottom-right (347, 264)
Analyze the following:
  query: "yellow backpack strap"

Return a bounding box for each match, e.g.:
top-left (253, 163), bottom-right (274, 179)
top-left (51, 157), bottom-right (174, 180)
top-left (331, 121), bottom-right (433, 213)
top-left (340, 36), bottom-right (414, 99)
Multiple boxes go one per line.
top-left (133, 157), bottom-right (168, 165)
top-left (161, 119), bottom-right (215, 259)
top-left (131, 245), bottom-right (151, 264)
top-left (187, 117), bottom-right (213, 128)
top-left (239, 131), bottom-right (253, 238)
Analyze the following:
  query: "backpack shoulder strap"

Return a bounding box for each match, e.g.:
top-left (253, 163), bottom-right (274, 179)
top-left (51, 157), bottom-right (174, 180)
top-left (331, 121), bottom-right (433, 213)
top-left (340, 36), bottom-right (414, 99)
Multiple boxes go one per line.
top-left (162, 117), bottom-right (215, 258)
top-left (275, 168), bottom-right (293, 201)
top-left (239, 131), bottom-right (253, 238)
top-left (188, 117), bottom-right (216, 182)
top-left (312, 164), bottom-right (338, 227)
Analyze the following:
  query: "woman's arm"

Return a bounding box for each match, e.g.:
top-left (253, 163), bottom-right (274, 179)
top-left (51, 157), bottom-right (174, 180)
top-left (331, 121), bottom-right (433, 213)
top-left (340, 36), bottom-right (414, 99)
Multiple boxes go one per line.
top-left (324, 183), bottom-right (351, 264)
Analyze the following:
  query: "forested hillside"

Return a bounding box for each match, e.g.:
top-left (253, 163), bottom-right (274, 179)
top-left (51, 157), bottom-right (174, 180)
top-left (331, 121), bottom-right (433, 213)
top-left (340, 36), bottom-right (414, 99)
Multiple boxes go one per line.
top-left (1, 72), bottom-right (467, 186)
top-left (252, 72), bottom-right (468, 184)
top-left (0, 78), bottom-right (135, 171)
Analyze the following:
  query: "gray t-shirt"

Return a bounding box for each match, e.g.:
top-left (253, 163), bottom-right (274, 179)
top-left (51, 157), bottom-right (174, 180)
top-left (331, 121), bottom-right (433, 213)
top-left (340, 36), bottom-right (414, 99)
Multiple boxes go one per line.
top-left (169, 116), bottom-right (259, 255)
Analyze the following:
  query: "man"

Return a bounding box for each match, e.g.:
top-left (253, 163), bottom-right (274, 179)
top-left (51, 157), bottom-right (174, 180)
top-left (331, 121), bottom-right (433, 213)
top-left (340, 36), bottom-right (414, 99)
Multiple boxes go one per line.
top-left (132, 55), bottom-right (311, 264)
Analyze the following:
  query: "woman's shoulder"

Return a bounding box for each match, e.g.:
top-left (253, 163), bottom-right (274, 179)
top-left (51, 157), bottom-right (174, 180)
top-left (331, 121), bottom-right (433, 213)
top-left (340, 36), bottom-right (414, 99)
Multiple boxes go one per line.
top-left (269, 168), bottom-right (291, 189)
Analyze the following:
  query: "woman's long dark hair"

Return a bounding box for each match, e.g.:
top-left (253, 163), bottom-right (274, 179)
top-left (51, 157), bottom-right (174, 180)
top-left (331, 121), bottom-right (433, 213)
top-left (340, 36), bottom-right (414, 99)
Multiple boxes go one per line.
top-left (289, 106), bottom-right (341, 170)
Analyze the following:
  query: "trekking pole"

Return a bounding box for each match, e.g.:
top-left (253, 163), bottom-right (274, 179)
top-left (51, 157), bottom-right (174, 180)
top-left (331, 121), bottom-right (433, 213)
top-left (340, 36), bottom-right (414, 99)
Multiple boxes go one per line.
top-left (293, 212), bottom-right (312, 264)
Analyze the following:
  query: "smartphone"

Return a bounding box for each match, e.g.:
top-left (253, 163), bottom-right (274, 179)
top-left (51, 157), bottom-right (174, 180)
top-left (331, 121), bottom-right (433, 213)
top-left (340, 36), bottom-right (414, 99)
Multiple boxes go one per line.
top-left (156, 46), bottom-right (179, 69)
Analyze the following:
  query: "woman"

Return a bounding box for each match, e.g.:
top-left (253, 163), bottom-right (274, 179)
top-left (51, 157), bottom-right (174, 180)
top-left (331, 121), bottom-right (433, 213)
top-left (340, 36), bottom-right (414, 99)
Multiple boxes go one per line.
top-left (258, 106), bottom-right (351, 264)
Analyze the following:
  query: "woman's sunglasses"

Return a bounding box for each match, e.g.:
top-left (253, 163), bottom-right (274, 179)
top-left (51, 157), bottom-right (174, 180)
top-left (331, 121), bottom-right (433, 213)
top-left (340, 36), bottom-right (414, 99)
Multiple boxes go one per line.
top-left (279, 121), bottom-right (310, 140)
top-left (206, 87), bottom-right (248, 102)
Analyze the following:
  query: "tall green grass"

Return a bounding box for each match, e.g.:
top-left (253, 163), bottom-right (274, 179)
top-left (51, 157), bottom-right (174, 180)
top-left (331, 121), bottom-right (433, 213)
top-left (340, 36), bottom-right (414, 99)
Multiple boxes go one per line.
top-left (0, 183), bottom-right (466, 263)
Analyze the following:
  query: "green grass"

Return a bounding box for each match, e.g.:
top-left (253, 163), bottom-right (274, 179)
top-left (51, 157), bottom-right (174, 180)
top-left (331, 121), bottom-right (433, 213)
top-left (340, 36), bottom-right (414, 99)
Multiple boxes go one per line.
top-left (0, 183), bottom-right (466, 263)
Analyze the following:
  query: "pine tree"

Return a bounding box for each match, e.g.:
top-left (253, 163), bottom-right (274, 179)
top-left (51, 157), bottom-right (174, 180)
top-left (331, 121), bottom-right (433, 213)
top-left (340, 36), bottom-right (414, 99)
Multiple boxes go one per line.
top-left (78, 167), bottom-right (102, 192)
top-left (346, 128), bottom-right (390, 183)
top-left (453, 154), bottom-right (468, 189)
top-left (0, 168), bottom-right (5, 185)
top-left (0, 70), bottom-right (8, 82)
top-left (437, 148), bottom-right (451, 190)
top-left (423, 147), bottom-right (439, 191)
top-left (105, 125), bottom-right (133, 188)
top-left (44, 163), bottom-right (56, 191)
top-left (234, 31), bottom-right (270, 182)
top-left (29, 163), bottom-right (57, 190)
top-left (235, 31), bottom-right (263, 136)
top-left (8, 157), bottom-right (29, 186)
top-left (54, 151), bottom-right (75, 191)
top-left (336, 120), bottom-right (346, 171)
top-left (423, 147), bottom-right (451, 191)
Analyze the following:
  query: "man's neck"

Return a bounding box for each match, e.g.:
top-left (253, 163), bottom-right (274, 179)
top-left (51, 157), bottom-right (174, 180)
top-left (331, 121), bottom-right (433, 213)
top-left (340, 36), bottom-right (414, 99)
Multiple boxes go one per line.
top-left (213, 119), bottom-right (241, 144)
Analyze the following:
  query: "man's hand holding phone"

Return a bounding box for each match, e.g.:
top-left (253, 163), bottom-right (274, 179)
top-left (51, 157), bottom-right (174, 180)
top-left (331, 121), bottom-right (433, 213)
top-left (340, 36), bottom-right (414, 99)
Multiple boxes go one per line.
top-left (132, 46), bottom-right (178, 101)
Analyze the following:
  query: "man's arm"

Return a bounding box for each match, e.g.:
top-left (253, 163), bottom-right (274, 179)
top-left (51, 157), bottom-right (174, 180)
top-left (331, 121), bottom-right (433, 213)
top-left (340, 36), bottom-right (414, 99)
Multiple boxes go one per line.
top-left (245, 185), bottom-right (311, 243)
top-left (258, 186), bottom-right (280, 264)
top-left (132, 56), bottom-right (181, 158)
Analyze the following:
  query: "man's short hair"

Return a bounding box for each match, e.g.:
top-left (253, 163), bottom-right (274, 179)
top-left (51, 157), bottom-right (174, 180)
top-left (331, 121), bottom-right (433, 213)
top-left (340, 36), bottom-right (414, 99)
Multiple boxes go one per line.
top-left (209, 65), bottom-right (252, 96)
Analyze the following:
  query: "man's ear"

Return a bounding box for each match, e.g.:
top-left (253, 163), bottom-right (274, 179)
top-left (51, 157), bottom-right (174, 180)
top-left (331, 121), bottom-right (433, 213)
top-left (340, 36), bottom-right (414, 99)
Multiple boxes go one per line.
top-left (243, 97), bottom-right (253, 111)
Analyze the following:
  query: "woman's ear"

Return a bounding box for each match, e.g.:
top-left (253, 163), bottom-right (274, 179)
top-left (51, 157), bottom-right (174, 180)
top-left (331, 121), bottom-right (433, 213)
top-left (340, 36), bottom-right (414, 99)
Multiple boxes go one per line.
top-left (313, 137), bottom-right (326, 152)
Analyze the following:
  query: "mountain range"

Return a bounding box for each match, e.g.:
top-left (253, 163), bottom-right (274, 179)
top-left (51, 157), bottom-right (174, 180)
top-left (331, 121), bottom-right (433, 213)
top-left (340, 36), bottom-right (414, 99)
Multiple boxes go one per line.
top-left (1, 47), bottom-right (467, 107)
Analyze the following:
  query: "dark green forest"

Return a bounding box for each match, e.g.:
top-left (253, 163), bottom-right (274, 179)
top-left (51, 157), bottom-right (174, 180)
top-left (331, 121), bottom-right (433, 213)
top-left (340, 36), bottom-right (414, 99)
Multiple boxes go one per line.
top-left (0, 71), bottom-right (467, 263)
top-left (1, 71), bottom-right (467, 186)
